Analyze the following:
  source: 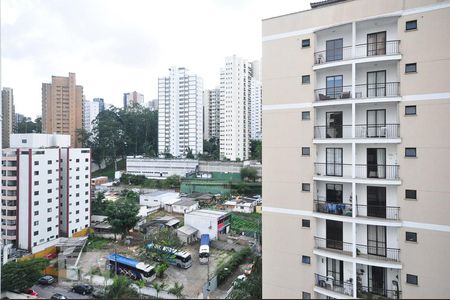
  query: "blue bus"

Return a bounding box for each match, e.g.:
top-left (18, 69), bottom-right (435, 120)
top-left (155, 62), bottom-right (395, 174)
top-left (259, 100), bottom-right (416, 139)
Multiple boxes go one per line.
top-left (199, 234), bottom-right (210, 264)
top-left (107, 253), bottom-right (156, 281)
top-left (146, 243), bottom-right (192, 269)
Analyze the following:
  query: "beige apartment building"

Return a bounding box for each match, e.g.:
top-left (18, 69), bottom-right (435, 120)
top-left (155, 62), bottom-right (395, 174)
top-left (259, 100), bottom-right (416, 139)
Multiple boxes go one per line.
top-left (262, 0), bottom-right (450, 298)
top-left (42, 72), bottom-right (83, 147)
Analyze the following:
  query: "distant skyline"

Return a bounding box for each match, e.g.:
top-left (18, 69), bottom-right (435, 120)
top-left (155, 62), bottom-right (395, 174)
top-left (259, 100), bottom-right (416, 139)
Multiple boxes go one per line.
top-left (1, 0), bottom-right (310, 119)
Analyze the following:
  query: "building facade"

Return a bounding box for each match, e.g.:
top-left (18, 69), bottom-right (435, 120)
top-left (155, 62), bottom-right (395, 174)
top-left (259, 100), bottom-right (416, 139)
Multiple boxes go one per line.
top-left (126, 157), bottom-right (198, 179)
top-left (82, 99), bottom-right (100, 132)
top-left (262, 0), bottom-right (450, 299)
top-left (1, 134), bottom-right (90, 254)
top-left (93, 98), bottom-right (105, 113)
top-left (2, 88), bottom-right (16, 148)
top-left (123, 91), bottom-right (144, 109)
top-left (158, 67), bottom-right (203, 157)
top-left (203, 88), bottom-right (220, 141)
top-left (42, 73), bottom-right (83, 148)
top-left (219, 56), bottom-right (262, 161)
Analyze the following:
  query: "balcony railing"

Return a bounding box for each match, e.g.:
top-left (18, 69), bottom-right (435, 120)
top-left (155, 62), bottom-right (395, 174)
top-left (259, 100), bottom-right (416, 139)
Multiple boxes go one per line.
top-left (355, 82), bottom-right (400, 99)
top-left (355, 40), bottom-right (400, 58)
top-left (356, 244), bottom-right (400, 262)
top-left (358, 284), bottom-right (402, 299)
top-left (356, 204), bottom-right (400, 220)
top-left (314, 200), bottom-right (353, 216)
top-left (355, 124), bottom-right (400, 138)
top-left (314, 125), bottom-right (352, 139)
top-left (315, 82), bottom-right (400, 101)
top-left (315, 85), bottom-right (352, 101)
top-left (355, 164), bottom-right (399, 180)
top-left (314, 236), bottom-right (353, 253)
top-left (315, 273), bottom-right (353, 296)
top-left (314, 163), bottom-right (352, 177)
top-left (314, 40), bottom-right (400, 65)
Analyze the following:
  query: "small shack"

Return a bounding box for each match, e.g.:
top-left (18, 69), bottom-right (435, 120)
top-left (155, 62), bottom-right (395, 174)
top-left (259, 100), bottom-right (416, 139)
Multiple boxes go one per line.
top-left (176, 225), bottom-right (199, 244)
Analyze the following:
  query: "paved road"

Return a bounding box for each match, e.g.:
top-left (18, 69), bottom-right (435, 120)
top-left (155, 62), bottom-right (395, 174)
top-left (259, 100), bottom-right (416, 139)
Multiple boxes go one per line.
top-left (32, 284), bottom-right (91, 299)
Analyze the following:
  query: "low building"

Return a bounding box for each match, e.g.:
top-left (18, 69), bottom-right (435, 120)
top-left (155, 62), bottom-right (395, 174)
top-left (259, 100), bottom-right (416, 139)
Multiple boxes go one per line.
top-left (91, 176), bottom-right (108, 186)
top-left (140, 216), bottom-right (180, 234)
top-left (221, 196), bottom-right (261, 214)
top-left (126, 157), bottom-right (198, 179)
top-left (139, 191), bottom-right (179, 208)
top-left (168, 198), bottom-right (199, 214)
top-left (176, 225), bottom-right (198, 244)
top-left (184, 209), bottom-right (231, 240)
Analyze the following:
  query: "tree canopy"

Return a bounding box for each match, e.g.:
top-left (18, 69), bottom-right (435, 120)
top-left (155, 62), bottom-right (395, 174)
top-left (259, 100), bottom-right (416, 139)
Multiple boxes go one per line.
top-left (16, 117), bottom-right (42, 133)
top-left (250, 140), bottom-right (262, 162)
top-left (1, 258), bottom-right (50, 291)
top-left (240, 167), bottom-right (258, 182)
top-left (105, 275), bottom-right (139, 299)
top-left (105, 192), bottom-right (140, 238)
top-left (199, 137), bottom-right (220, 160)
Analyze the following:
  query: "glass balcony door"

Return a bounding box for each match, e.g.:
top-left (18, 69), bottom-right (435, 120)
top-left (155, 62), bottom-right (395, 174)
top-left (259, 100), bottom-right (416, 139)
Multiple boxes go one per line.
top-left (367, 109), bottom-right (386, 138)
top-left (326, 111), bottom-right (343, 138)
top-left (326, 220), bottom-right (343, 250)
top-left (367, 148), bottom-right (386, 178)
top-left (367, 225), bottom-right (387, 257)
top-left (367, 70), bottom-right (386, 98)
top-left (367, 31), bottom-right (386, 56)
top-left (326, 148), bottom-right (343, 176)
top-left (326, 38), bottom-right (344, 62)
top-left (326, 75), bottom-right (344, 99)
top-left (367, 186), bottom-right (387, 218)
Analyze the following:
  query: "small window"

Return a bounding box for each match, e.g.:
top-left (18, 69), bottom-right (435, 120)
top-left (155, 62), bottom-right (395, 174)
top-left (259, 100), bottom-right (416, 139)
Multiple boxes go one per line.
top-left (47, 227), bottom-right (52, 232)
top-left (405, 189), bottom-right (417, 200)
top-left (301, 255), bottom-right (311, 264)
top-left (34, 211), bottom-right (39, 216)
top-left (302, 39), bottom-right (310, 48)
top-left (302, 292), bottom-right (311, 299)
top-left (34, 171), bottom-right (39, 175)
top-left (302, 147), bottom-right (310, 156)
top-left (47, 160), bottom-right (52, 165)
top-left (405, 63), bottom-right (417, 73)
top-left (34, 181), bottom-right (39, 186)
top-left (34, 201), bottom-right (39, 206)
top-left (302, 75), bottom-right (310, 84)
top-left (22, 139), bottom-right (27, 143)
top-left (406, 231), bottom-right (417, 242)
top-left (302, 219), bottom-right (310, 228)
top-left (405, 148), bottom-right (417, 157)
top-left (302, 111), bottom-right (310, 120)
top-left (33, 231), bottom-right (39, 236)
top-left (406, 20), bottom-right (417, 31)
top-left (34, 191), bottom-right (39, 196)
top-left (47, 217), bottom-right (52, 222)
top-left (34, 161), bottom-right (39, 166)
top-left (302, 183), bottom-right (310, 192)
top-left (405, 105), bottom-right (416, 115)
top-left (406, 274), bottom-right (418, 285)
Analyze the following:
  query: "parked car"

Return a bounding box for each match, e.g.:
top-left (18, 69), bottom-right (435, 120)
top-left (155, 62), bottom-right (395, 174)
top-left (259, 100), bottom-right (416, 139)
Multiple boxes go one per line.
top-left (23, 288), bottom-right (38, 296)
top-left (71, 284), bottom-right (94, 295)
top-left (92, 289), bottom-right (106, 299)
top-left (38, 275), bottom-right (56, 285)
top-left (45, 252), bottom-right (58, 260)
top-left (50, 293), bottom-right (67, 300)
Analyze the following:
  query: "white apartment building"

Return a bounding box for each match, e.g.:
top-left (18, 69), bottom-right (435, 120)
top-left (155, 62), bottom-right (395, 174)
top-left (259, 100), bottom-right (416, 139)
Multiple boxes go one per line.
top-left (158, 67), bottom-right (203, 157)
top-left (1, 134), bottom-right (90, 254)
top-left (123, 91), bottom-right (144, 109)
top-left (203, 88), bottom-right (220, 141)
top-left (262, 0), bottom-right (450, 299)
top-left (82, 99), bottom-right (100, 132)
top-left (219, 56), bottom-right (262, 160)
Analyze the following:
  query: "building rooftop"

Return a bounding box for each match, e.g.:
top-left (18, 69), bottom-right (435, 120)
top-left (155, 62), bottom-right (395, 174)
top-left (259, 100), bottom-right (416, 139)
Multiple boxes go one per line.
top-left (173, 198), bottom-right (197, 207)
top-left (186, 209), bottom-right (230, 218)
top-left (177, 225), bottom-right (198, 236)
top-left (142, 190), bottom-right (178, 197)
top-left (310, 0), bottom-right (348, 8)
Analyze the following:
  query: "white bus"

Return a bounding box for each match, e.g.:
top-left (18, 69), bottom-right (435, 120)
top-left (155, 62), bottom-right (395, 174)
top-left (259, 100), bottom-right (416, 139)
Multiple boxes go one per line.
top-left (199, 234), bottom-right (210, 264)
top-left (107, 253), bottom-right (156, 282)
top-left (146, 243), bottom-right (192, 269)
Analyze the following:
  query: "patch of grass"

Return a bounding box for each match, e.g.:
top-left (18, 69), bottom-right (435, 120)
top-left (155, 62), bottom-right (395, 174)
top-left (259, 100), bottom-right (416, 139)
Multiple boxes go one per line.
top-left (92, 159), bottom-right (126, 179)
top-left (85, 237), bottom-right (113, 251)
top-left (230, 212), bottom-right (261, 234)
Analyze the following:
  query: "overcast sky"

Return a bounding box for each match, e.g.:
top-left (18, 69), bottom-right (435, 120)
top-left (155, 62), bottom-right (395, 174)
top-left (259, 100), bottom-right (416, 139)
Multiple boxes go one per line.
top-left (1, 0), bottom-right (310, 119)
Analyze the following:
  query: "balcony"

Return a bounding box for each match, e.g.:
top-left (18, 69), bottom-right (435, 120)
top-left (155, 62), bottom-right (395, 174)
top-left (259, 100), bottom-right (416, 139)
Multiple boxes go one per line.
top-left (356, 244), bottom-right (400, 262)
top-left (314, 163), bottom-right (352, 178)
top-left (315, 273), bottom-right (353, 297)
top-left (355, 164), bottom-right (399, 180)
top-left (314, 236), bottom-right (353, 255)
top-left (314, 82), bottom-right (400, 102)
top-left (314, 200), bottom-right (352, 217)
top-left (314, 124), bottom-right (400, 139)
top-left (356, 204), bottom-right (400, 220)
top-left (314, 40), bottom-right (400, 65)
top-left (358, 283), bottom-right (402, 299)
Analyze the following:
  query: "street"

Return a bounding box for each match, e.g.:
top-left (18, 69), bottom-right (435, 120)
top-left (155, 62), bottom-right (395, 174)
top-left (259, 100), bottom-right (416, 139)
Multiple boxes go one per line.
top-left (32, 284), bottom-right (91, 300)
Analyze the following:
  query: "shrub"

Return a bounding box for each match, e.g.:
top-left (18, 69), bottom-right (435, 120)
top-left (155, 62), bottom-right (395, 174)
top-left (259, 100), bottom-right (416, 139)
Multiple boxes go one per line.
top-left (217, 247), bottom-right (252, 285)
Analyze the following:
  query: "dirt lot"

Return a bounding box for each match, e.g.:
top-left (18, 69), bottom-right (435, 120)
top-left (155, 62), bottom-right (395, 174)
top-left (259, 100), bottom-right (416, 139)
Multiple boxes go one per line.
top-left (77, 237), bottom-right (233, 298)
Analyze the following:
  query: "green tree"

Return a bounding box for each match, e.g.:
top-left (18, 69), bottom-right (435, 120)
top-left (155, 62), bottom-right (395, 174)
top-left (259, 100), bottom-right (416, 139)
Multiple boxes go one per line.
top-left (76, 128), bottom-right (93, 148)
top-left (240, 167), bottom-right (258, 182)
top-left (105, 275), bottom-right (139, 299)
top-left (186, 147), bottom-right (194, 159)
top-left (199, 137), bottom-right (219, 160)
top-left (105, 193), bottom-right (140, 239)
top-left (228, 256), bottom-right (262, 299)
top-left (136, 278), bottom-right (146, 299)
top-left (151, 282), bottom-right (166, 299)
top-left (168, 282), bottom-right (184, 299)
top-left (92, 192), bottom-right (109, 215)
top-left (145, 227), bottom-right (184, 278)
top-left (250, 140), bottom-right (262, 162)
top-left (1, 258), bottom-right (50, 291)
top-left (16, 117), bottom-right (42, 133)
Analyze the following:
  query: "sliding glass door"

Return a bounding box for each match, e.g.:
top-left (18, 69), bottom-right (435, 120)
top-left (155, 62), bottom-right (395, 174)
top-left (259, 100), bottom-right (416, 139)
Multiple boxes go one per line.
top-left (326, 38), bottom-right (343, 62)
top-left (367, 71), bottom-right (386, 98)
top-left (367, 148), bottom-right (386, 178)
top-left (367, 31), bottom-right (386, 56)
top-left (326, 148), bottom-right (343, 176)
top-left (367, 109), bottom-right (386, 137)
top-left (326, 111), bottom-right (343, 138)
